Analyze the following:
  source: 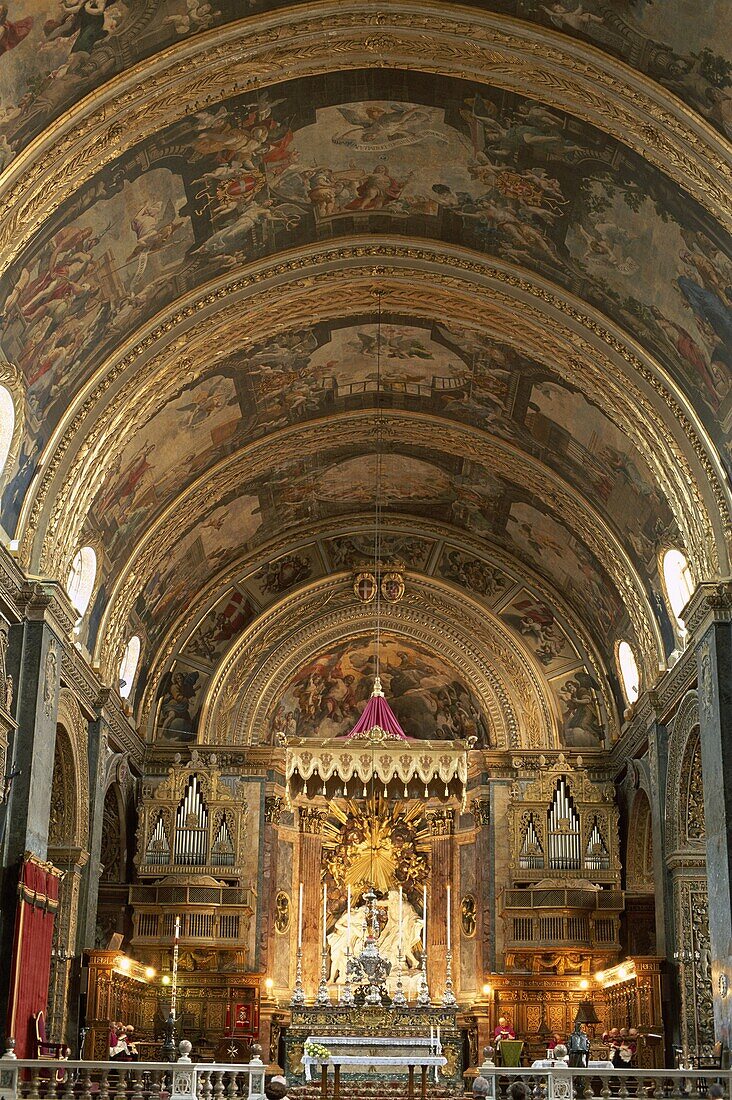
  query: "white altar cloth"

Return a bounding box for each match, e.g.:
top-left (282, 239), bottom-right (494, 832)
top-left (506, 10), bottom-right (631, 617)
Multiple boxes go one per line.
top-left (303, 1034), bottom-right (446, 1084)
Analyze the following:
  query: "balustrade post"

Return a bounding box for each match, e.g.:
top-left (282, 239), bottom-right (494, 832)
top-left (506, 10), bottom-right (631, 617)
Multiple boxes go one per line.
top-left (171, 1041), bottom-right (196, 1100)
top-left (248, 1050), bottom-right (265, 1100)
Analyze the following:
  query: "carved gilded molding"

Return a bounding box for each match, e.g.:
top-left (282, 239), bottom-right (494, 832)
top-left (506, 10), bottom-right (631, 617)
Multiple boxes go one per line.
top-left (55, 687), bottom-right (91, 851)
top-left (94, 407), bottom-right (663, 687)
top-left (137, 512), bottom-right (618, 744)
top-left (665, 689), bottom-right (704, 859)
top-left (197, 574), bottom-right (558, 751)
top-left (21, 253), bottom-right (724, 642)
top-left (0, 0), bottom-right (729, 282)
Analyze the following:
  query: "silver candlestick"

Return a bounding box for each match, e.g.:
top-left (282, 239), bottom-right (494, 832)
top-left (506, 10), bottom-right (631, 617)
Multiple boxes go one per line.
top-left (290, 946), bottom-right (305, 1006)
top-left (442, 948), bottom-right (457, 1007)
top-left (416, 949), bottom-right (431, 1007)
top-left (316, 947), bottom-right (331, 1005)
top-left (392, 953), bottom-right (408, 1007)
top-left (339, 949), bottom-right (354, 1006)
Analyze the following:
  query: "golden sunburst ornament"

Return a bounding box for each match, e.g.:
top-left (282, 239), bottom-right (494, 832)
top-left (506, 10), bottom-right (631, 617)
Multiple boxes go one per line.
top-left (321, 796), bottom-right (430, 894)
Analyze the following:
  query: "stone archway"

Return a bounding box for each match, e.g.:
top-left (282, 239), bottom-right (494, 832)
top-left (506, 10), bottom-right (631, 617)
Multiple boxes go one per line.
top-left (46, 691), bottom-right (90, 1045)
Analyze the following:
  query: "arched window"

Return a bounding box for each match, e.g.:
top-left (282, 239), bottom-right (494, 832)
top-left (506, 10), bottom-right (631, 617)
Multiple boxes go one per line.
top-left (119, 635), bottom-right (141, 699)
top-left (617, 640), bottom-right (640, 704)
top-left (662, 548), bottom-right (694, 631)
top-left (0, 386), bottom-right (15, 477)
top-left (67, 546), bottom-right (97, 617)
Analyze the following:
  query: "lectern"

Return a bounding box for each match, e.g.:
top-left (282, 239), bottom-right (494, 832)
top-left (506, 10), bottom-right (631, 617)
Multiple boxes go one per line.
top-left (499, 1039), bottom-right (523, 1067)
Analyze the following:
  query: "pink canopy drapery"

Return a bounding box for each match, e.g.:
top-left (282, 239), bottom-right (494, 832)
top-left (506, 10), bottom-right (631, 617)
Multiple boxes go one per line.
top-left (341, 677), bottom-right (410, 741)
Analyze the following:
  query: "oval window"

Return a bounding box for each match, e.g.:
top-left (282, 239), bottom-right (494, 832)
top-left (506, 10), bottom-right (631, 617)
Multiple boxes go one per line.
top-left (617, 641), bottom-right (640, 705)
top-left (662, 548), bottom-right (694, 632)
top-left (0, 386), bottom-right (15, 477)
top-left (67, 546), bottom-right (97, 617)
top-left (119, 635), bottom-right (141, 699)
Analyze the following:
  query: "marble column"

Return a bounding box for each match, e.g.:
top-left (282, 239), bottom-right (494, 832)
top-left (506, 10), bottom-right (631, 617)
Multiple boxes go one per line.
top-left (646, 713), bottom-right (675, 959)
top-left (687, 583), bottom-right (732, 1044)
top-left (78, 702), bottom-right (111, 955)
top-left (427, 808), bottom-right (455, 999)
top-left (471, 796), bottom-right (492, 1054)
top-left (297, 805), bottom-right (326, 1000)
top-left (46, 847), bottom-right (89, 1044)
top-left (0, 606), bottom-right (64, 1021)
top-left (259, 795), bottom-right (283, 982)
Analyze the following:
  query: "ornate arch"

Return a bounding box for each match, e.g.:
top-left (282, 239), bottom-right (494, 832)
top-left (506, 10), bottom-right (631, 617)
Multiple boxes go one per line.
top-left (198, 573), bottom-right (569, 751)
top-left (665, 689), bottom-right (705, 859)
top-left (53, 688), bottom-right (91, 851)
top-left (626, 787), bottom-right (654, 892)
top-left (25, 252), bottom-right (727, 589)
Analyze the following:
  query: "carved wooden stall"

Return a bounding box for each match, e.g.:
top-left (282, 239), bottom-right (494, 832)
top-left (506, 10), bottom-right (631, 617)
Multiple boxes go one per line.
top-left (82, 950), bottom-right (156, 1060)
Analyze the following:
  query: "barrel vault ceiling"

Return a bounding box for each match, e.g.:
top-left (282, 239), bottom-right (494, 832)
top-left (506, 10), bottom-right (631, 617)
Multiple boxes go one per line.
top-left (0, 0), bottom-right (729, 754)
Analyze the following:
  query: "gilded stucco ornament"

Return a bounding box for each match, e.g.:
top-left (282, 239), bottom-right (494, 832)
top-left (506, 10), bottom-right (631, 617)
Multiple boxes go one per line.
top-left (0, 0), bottom-right (729, 281)
top-left (25, 252), bottom-right (724, 597)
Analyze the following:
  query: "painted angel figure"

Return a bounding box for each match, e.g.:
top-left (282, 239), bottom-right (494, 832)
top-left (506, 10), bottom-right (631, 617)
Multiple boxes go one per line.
top-left (334, 103), bottom-right (432, 146)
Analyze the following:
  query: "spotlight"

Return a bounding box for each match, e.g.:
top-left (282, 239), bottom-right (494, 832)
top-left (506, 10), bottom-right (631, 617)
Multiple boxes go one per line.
top-left (162, 975), bottom-right (171, 986)
top-left (145, 967), bottom-right (156, 979)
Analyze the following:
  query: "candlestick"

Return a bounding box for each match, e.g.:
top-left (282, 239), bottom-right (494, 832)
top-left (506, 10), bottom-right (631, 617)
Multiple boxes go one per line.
top-left (298, 881), bottom-right (303, 949)
top-left (347, 884), bottom-right (352, 946)
top-left (322, 881), bottom-right (327, 949)
top-left (446, 884), bottom-right (451, 951)
top-left (416, 946), bottom-right (431, 1007)
top-left (290, 945), bottom-right (305, 1006)
top-left (316, 946), bottom-right (331, 1005)
top-left (442, 947), bottom-right (457, 1007)
top-left (422, 885), bottom-right (427, 948)
top-left (339, 947), bottom-right (354, 1006)
top-left (392, 951), bottom-right (407, 1007)
top-left (398, 885), bottom-right (403, 957)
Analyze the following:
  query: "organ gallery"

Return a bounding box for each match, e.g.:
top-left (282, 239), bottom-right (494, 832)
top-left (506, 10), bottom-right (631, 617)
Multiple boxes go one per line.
top-left (0, 0), bottom-right (730, 1094)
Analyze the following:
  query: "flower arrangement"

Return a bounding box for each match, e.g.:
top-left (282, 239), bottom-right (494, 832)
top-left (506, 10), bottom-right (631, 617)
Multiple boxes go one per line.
top-left (304, 1041), bottom-right (332, 1061)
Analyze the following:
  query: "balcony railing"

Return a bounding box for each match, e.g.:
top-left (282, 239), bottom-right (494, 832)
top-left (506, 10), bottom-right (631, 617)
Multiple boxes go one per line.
top-left (0, 1045), bottom-right (265, 1100)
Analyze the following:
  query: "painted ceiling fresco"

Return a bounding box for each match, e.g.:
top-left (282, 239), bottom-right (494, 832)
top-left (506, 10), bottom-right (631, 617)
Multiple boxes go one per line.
top-left (84, 431), bottom-right (647, 671)
top-left (0, 0), bottom-right (728, 173)
top-left (72, 314), bottom-right (676, 670)
top-left (0, 69), bottom-right (729, 546)
top-left (0, 0), bottom-right (727, 750)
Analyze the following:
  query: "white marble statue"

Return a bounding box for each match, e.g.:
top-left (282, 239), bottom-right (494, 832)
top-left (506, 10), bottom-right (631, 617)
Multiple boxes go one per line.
top-left (327, 889), bottom-right (424, 986)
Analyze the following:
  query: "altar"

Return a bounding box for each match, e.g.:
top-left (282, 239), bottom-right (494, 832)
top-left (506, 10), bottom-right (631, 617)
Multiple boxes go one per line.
top-left (285, 1006), bottom-right (463, 1090)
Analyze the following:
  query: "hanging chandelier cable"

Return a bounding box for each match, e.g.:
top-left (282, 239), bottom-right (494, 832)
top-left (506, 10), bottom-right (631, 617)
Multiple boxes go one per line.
top-left (374, 292), bottom-right (383, 685)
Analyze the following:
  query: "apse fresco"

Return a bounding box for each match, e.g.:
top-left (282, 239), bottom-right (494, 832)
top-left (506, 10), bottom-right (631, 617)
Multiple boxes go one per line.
top-left (267, 634), bottom-right (494, 745)
top-left (2, 72), bottom-right (730, 534)
top-left (0, 1), bottom-right (727, 171)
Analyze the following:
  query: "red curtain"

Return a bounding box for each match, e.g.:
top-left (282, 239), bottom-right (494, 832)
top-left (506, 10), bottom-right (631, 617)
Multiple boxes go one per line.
top-left (6, 856), bottom-right (62, 1057)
